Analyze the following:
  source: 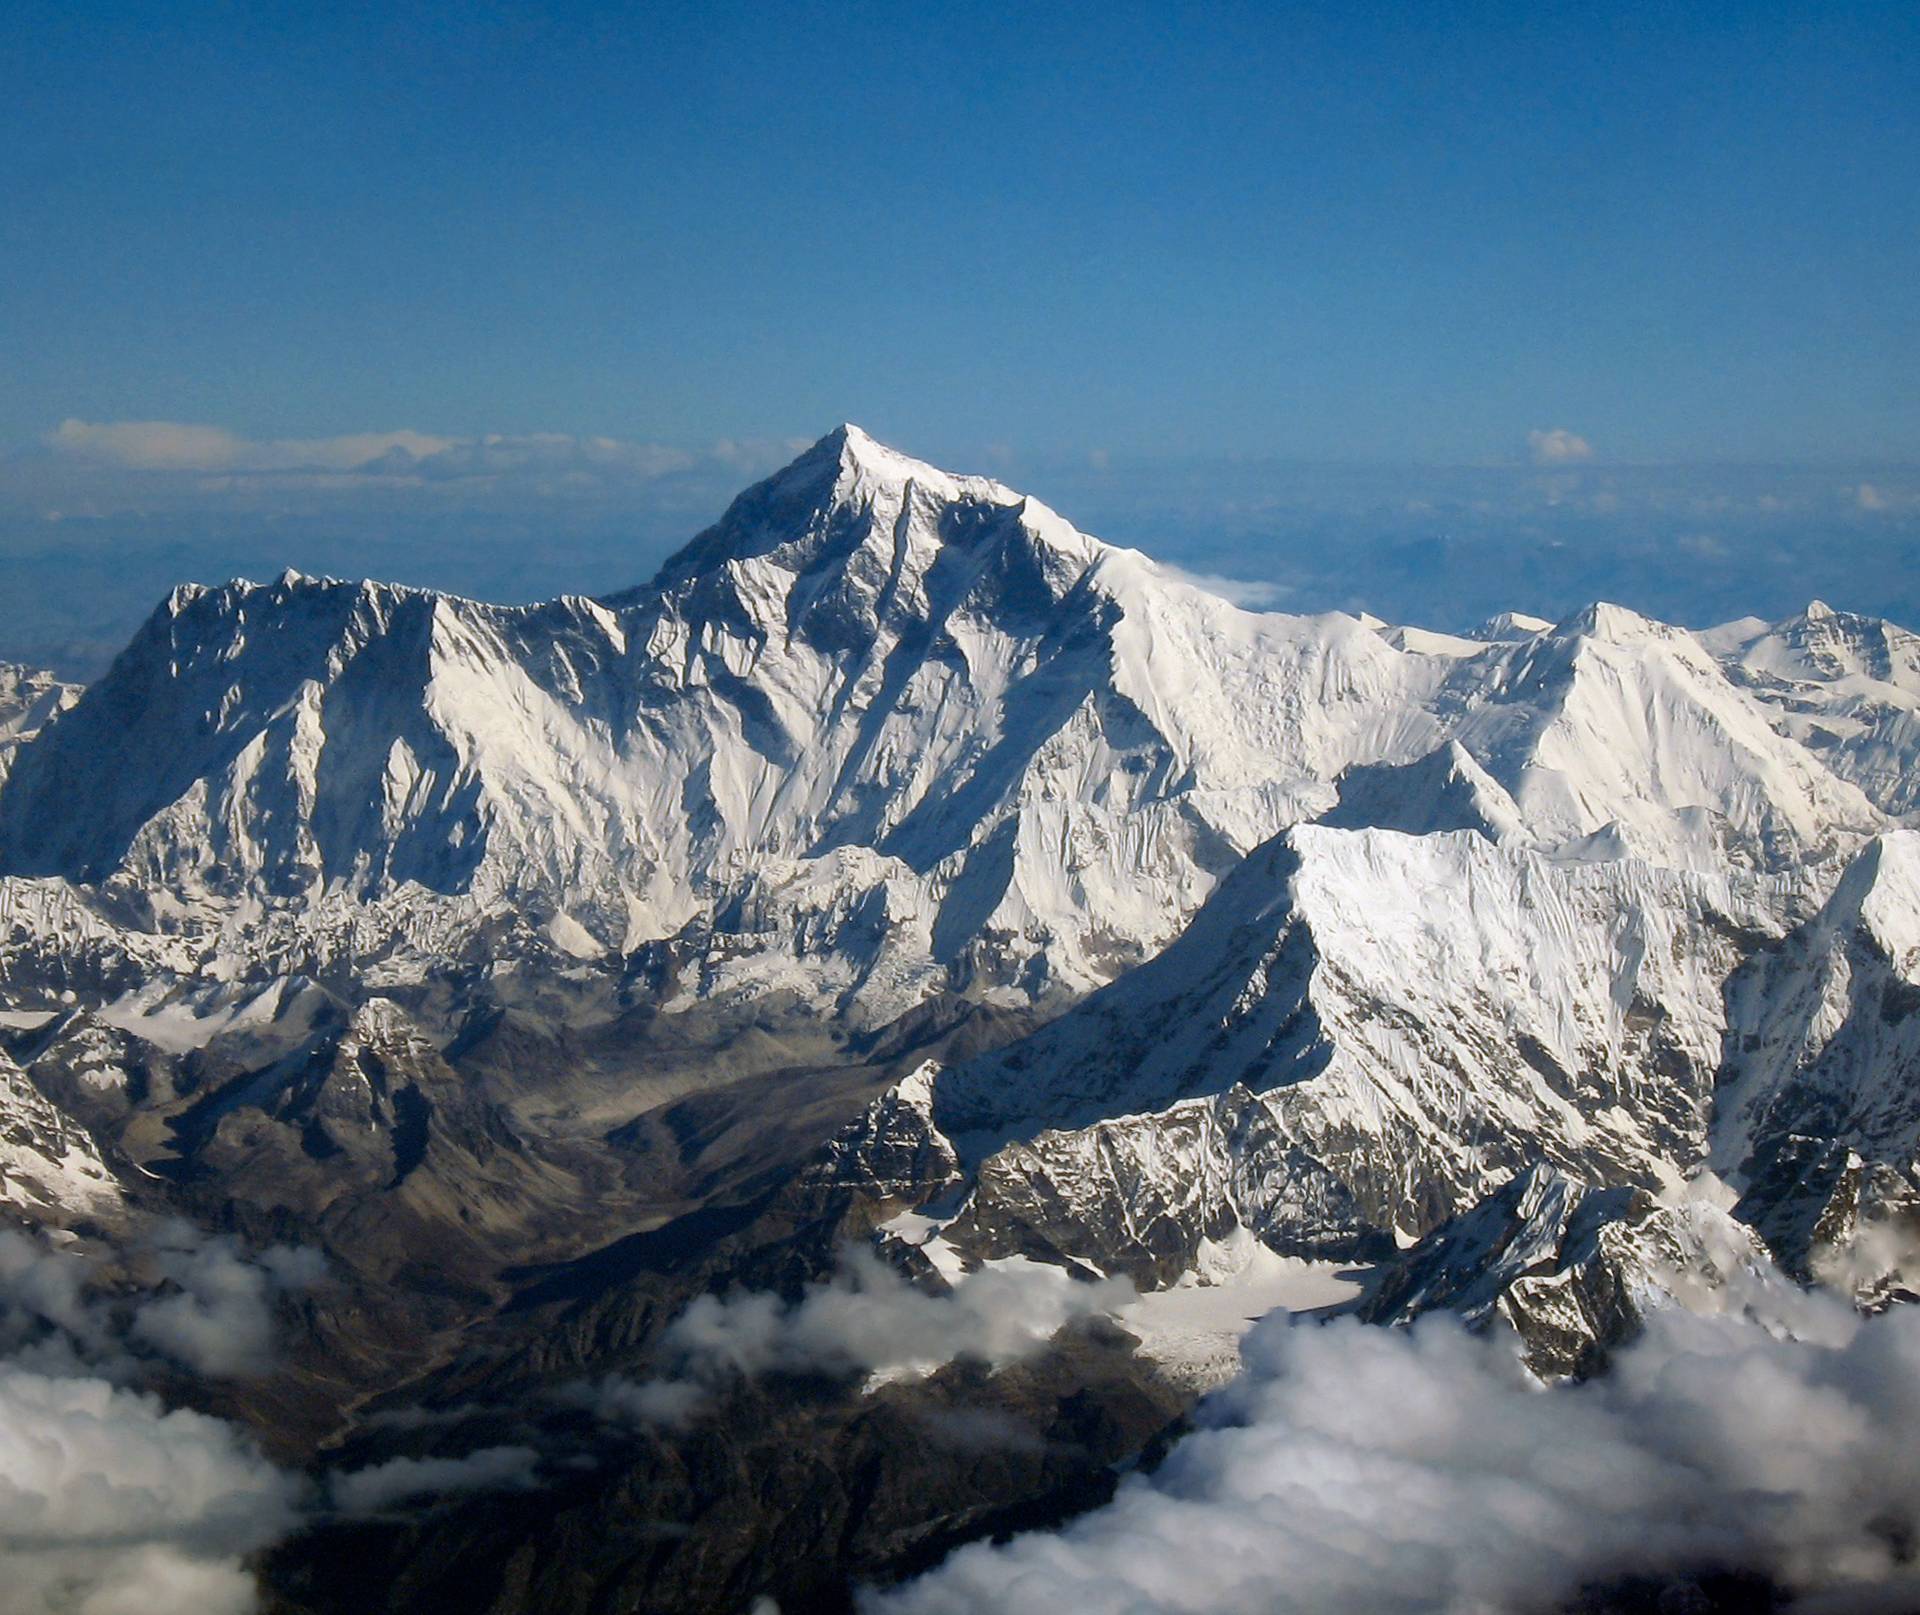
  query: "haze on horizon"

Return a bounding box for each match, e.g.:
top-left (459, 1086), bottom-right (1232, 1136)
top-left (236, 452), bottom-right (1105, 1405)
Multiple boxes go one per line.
top-left (3, 0), bottom-right (1916, 674)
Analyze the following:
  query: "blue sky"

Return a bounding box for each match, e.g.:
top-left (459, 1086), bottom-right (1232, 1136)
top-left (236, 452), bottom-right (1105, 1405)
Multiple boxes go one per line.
top-left (2, 1), bottom-right (1916, 671)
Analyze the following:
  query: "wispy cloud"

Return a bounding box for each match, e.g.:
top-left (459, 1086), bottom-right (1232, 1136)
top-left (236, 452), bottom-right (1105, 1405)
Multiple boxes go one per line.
top-left (329, 1446), bottom-right (541, 1516)
top-left (46, 417), bottom-right (724, 485)
top-left (1154, 563), bottom-right (1293, 610)
top-left (0, 1223), bottom-right (324, 1380)
top-left (50, 419), bottom-right (457, 474)
top-left (1526, 426), bottom-right (1594, 466)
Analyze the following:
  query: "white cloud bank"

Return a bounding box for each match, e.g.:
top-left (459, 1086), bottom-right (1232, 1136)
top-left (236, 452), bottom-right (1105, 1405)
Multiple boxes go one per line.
top-left (0, 1227), bottom-right (326, 1613)
top-left (869, 1283), bottom-right (1920, 1615)
top-left (588, 1246), bottom-right (1134, 1428)
top-left (1528, 426), bottom-right (1595, 465)
top-left (0, 1364), bottom-right (299, 1615)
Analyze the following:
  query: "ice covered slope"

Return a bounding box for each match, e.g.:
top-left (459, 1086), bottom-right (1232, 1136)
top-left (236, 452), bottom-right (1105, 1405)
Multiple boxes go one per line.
top-left (0, 1048), bottom-right (121, 1219)
top-left (1711, 829), bottom-right (1920, 1276)
top-left (0, 428), bottom-right (1453, 1011)
top-left (0, 664), bottom-right (79, 792)
top-left (1434, 602), bottom-right (1882, 868)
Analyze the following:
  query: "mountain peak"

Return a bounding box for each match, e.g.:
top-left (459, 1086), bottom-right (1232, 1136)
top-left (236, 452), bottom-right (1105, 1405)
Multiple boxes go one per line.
top-left (643, 426), bottom-right (1101, 598)
top-left (1551, 600), bottom-right (1668, 643)
top-left (812, 422), bottom-right (1018, 507)
top-left (1467, 610), bottom-right (1553, 643)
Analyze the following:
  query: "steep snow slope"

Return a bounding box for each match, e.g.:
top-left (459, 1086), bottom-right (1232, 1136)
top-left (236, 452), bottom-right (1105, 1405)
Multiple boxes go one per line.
top-left (0, 428), bottom-right (1460, 1017)
top-left (889, 823), bottom-right (1788, 1279)
top-left (1711, 830), bottom-right (1920, 1279)
top-left (1323, 741), bottom-right (1525, 841)
top-left (1436, 603), bottom-right (1882, 869)
top-left (0, 664), bottom-right (79, 791)
top-left (1359, 1163), bottom-right (1766, 1376)
top-left (0, 1048), bottom-right (120, 1217)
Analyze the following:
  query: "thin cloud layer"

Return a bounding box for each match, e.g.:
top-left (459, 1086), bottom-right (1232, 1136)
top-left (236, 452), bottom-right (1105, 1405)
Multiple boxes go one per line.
top-left (869, 1284), bottom-right (1920, 1615)
top-left (42, 417), bottom-right (795, 487)
top-left (49, 419), bottom-right (457, 474)
top-left (329, 1446), bottom-right (541, 1516)
top-left (1153, 563), bottom-right (1293, 610)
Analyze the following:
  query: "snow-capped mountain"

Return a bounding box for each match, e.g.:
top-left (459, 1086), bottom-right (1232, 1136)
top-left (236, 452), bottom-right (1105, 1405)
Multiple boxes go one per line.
top-left (0, 424), bottom-right (1915, 1369)
top-left (0, 427), bottom-right (1453, 1018)
top-left (0, 427), bottom-right (1891, 1034)
top-left (842, 821), bottom-right (1789, 1282)
top-left (2, 426), bottom-right (1918, 1613)
top-left (1702, 599), bottom-right (1920, 818)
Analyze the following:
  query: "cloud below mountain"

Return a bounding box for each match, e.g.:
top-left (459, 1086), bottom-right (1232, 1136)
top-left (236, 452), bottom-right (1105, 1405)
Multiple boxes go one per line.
top-left (0, 1362), bottom-right (300, 1615)
top-left (0, 1224), bottom-right (325, 1381)
top-left (0, 1227), bottom-right (324, 1611)
top-left (329, 1446), bottom-right (541, 1516)
top-left (870, 1278), bottom-right (1920, 1615)
top-left (590, 1247), bottom-right (1134, 1428)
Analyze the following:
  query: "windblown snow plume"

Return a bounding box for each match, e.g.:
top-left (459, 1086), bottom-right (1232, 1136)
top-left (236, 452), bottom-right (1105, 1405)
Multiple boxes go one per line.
top-left (593, 1247), bottom-right (1134, 1427)
top-left (870, 1287), bottom-right (1920, 1615)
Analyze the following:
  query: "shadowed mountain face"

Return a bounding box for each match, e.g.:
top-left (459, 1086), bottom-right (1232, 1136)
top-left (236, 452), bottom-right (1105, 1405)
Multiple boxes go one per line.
top-left (0, 429), bottom-right (1915, 1614)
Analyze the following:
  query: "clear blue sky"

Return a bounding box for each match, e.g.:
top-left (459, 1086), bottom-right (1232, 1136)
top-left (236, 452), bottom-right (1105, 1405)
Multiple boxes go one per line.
top-left (4, 0), bottom-right (1915, 463)
top-left (1, 2), bottom-right (1917, 676)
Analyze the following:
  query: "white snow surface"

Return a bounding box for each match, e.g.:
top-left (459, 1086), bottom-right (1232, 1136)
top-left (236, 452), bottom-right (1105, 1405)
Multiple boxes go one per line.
top-left (0, 428), bottom-right (1893, 1031)
top-left (2, 427), bottom-right (1918, 1322)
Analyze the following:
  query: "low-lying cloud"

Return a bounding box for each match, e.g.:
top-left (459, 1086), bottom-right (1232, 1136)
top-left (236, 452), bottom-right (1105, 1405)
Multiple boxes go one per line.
top-left (329, 1445), bottom-right (541, 1516)
top-left (130, 1225), bottom-right (327, 1378)
top-left (870, 1281), bottom-right (1920, 1614)
top-left (0, 1223), bottom-right (325, 1381)
top-left (589, 1246), bottom-right (1134, 1427)
top-left (0, 1362), bottom-right (300, 1615)
top-left (0, 1226), bottom-right (326, 1612)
